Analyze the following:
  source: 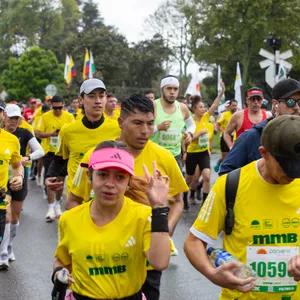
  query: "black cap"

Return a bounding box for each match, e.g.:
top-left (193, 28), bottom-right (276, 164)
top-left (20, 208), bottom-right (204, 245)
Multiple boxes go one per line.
top-left (0, 101), bottom-right (5, 111)
top-left (272, 78), bottom-right (300, 100)
top-left (41, 104), bottom-right (50, 113)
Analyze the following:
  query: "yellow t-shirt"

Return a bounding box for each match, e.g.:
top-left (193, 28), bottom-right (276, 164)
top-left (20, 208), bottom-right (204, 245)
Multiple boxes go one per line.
top-left (0, 129), bottom-right (21, 209)
top-left (103, 109), bottom-right (120, 121)
top-left (19, 120), bottom-right (34, 135)
top-left (191, 160), bottom-right (300, 299)
top-left (55, 197), bottom-right (151, 299)
top-left (74, 108), bottom-right (84, 121)
top-left (36, 110), bottom-right (74, 154)
top-left (187, 112), bottom-right (212, 153)
top-left (56, 117), bottom-right (121, 193)
top-left (71, 140), bottom-right (188, 203)
top-left (33, 106), bottom-right (42, 119)
top-left (217, 111), bottom-right (233, 132)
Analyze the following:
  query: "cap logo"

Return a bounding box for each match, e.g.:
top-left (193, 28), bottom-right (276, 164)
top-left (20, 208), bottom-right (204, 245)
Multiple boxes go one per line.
top-left (111, 153), bottom-right (122, 160)
top-left (294, 143), bottom-right (300, 153)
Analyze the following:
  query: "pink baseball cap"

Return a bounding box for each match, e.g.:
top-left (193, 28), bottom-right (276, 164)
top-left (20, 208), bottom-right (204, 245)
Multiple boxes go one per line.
top-left (89, 148), bottom-right (135, 176)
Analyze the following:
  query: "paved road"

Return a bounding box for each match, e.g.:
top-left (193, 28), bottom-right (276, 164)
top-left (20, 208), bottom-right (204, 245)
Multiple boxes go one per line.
top-left (0, 154), bottom-right (221, 300)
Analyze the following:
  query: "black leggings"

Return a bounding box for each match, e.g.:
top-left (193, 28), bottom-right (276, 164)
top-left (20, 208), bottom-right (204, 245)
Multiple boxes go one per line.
top-left (0, 209), bottom-right (6, 247)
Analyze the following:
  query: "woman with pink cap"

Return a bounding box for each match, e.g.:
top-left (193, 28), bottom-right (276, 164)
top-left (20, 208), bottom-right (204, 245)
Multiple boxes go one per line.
top-left (51, 140), bottom-right (171, 300)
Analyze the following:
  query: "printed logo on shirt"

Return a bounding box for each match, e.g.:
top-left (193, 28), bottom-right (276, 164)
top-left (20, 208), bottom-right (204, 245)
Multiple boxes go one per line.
top-left (4, 148), bottom-right (10, 155)
top-left (89, 265), bottom-right (126, 276)
top-left (252, 233), bottom-right (298, 245)
top-left (250, 220), bottom-right (261, 229)
top-left (296, 208), bottom-right (300, 214)
top-left (125, 236), bottom-right (136, 247)
top-left (86, 255), bottom-right (94, 261)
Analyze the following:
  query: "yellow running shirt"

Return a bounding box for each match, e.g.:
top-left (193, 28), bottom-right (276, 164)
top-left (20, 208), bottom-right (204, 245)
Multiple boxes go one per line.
top-left (187, 112), bottom-right (212, 153)
top-left (103, 109), bottom-right (120, 121)
top-left (56, 117), bottom-right (121, 193)
top-left (71, 140), bottom-right (188, 203)
top-left (0, 129), bottom-right (21, 209)
top-left (36, 110), bottom-right (74, 154)
top-left (19, 119), bottom-right (34, 135)
top-left (217, 111), bottom-right (233, 133)
top-left (55, 197), bottom-right (151, 299)
top-left (74, 108), bottom-right (84, 121)
top-left (191, 160), bottom-right (300, 300)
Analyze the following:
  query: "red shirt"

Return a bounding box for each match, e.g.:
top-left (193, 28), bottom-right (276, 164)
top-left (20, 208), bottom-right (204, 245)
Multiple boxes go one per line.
top-left (23, 108), bottom-right (35, 122)
top-left (236, 108), bottom-right (267, 139)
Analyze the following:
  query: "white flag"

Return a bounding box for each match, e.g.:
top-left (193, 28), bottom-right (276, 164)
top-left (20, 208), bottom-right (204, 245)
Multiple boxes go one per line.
top-left (64, 55), bottom-right (70, 80)
top-left (217, 65), bottom-right (226, 113)
top-left (234, 62), bottom-right (243, 109)
top-left (185, 71), bottom-right (201, 96)
top-left (277, 61), bottom-right (287, 82)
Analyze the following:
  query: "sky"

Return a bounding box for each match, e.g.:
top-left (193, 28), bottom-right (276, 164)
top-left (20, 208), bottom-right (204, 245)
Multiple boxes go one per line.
top-left (96, 0), bottom-right (164, 43)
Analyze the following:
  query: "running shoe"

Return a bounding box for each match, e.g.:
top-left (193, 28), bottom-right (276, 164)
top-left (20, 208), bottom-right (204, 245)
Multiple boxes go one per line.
top-left (189, 197), bottom-right (196, 205)
top-left (54, 204), bottom-right (63, 218)
top-left (183, 205), bottom-right (189, 212)
top-left (45, 207), bottom-right (55, 222)
top-left (170, 239), bottom-right (179, 256)
top-left (43, 189), bottom-right (47, 200)
top-left (7, 246), bottom-right (15, 262)
top-left (214, 162), bottom-right (220, 173)
top-left (36, 175), bottom-right (43, 186)
top-left (0, 257), bottom-right (9, 270)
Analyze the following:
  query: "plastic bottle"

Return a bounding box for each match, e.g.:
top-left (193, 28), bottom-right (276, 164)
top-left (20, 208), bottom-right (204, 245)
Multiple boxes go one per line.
top-left (25, 160), bottom-right (32, 177)
top-left (51, 268), bottom-right (69, 300)
top-left (207, 247), bottom-right (256, 279)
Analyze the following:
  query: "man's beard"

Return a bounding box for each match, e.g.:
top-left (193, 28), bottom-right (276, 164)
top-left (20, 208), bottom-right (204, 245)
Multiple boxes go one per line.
top-left (162, 91), bottom-right (176, 104)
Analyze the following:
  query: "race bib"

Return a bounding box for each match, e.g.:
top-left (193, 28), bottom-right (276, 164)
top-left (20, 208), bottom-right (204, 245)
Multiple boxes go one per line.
top-left (159, 130), bottom-right (180, 146)
top-left (247, 246), bottom-right (299, 293)
top-left (50, 136), bottom-right (60, 149)
top-left (198, 133), bottom-right (209, 150)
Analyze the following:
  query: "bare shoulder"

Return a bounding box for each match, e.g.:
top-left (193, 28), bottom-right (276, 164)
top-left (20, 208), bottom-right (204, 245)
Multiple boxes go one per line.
top-left (180, 102), bottom-right (190, 119)
top-left (231, 110), bottom-right (244, 120)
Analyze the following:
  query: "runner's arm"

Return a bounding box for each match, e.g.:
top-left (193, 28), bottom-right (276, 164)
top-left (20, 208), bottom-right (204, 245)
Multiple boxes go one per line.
top-left (27, 137), bottom-right (44, 160)
top-left (208, 81), bottom-right (225, 116)
top-left (223, 113), bottom-right (239, 149)
top-left (35, 130), bottom-right (56, 139)
top-left (65, 192), bottom-right (83, 210)
top-left (168, 193), bottom-right (183, 236)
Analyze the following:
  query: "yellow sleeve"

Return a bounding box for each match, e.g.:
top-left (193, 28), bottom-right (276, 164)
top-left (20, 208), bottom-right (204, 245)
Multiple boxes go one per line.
top-left (143, 210), bottom-right (152, 255)
top-left (55, 215), bottom-right (71, 265)
top-left (165, 154), bottom-right (189, 196)
top-left (71, 148), bottom-right (94, 199)
top-left (55, 126), bottom-right (68, 158)
top-left (191, 174), bottom-right (227, 242)
top-left (36, 115), bottom-right (46, 131)
top-left (10, 141), bottom-right (21, 164)
top-left (217, 113), bottom-right (224, 125)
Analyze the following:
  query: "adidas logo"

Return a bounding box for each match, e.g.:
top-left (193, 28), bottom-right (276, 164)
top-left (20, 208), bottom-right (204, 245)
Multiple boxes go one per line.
top-left (296, 208), bottom-right (300, 214)
top-left (111, 153), bottom-right (122, 160)
top-left (125, 236), bottom-right (136, 247)
top-left (4, 149), bottom-right (10, 155)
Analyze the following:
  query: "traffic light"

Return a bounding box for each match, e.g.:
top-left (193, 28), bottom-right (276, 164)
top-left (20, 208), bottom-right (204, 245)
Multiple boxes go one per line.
top-left (264, 37), bottom-right (282, 51)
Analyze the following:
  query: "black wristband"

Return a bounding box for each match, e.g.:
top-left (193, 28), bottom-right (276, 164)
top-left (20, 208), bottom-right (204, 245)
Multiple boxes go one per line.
top-left (151, 214), bottom-right (169, 232)
top-left (51, 266), bottom-right (64, 284)
top-left (152, 207), bottom-right (170, 216)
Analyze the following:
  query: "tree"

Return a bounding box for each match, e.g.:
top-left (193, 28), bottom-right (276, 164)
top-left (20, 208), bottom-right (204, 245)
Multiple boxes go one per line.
top-left (180, 0), bottom-right (300, 96)
top-left (0, 46), bottom-right (64, 100)
top-left (81, 0), bottom-right (104, 30)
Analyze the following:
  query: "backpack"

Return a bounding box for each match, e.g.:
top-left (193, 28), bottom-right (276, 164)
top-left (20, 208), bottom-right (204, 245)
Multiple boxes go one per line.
top-left (225, 168), bottom-right (241, 235)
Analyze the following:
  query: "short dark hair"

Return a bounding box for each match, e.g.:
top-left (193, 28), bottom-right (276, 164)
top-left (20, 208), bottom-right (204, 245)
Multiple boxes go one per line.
top-left (229, 99), bottom-right (238, 105)
top-left (145, 90), bottom-right (154, 95)
top-left (107, 93), bottom-right (115, 98)
top-left (51, 95), bottom-right (64, 103)
top-left (121, 94), bottom-right (154, 118)
top-left (162, 74), bottom-right (178, 80)
top-left (191, 95), bottom-right (203, 112)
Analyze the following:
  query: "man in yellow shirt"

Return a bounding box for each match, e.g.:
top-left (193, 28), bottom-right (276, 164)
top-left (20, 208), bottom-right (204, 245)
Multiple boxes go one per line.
top-left (35, 96), bottom-right (74, 222)
top-left (104, 93), bottom-right (120, 121)
top-left (0, 101), bottom-right (23, 269)
top-left (185, 115), bottom-right (300, 300)
top-left (45, 78), bottom-right (121, 199)
top-left (49, 94), bottom-right (188, 300)
top-left (69, 98), bottom-right (83, 120)
top-left (214, 99), bottom-right (238, 172)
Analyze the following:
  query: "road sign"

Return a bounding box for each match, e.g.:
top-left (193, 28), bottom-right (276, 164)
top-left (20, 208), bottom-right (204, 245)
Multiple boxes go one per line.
top-left (259, 48), bottom-right (293, 88)
top-left (45, 84), bottom-right (57, 96)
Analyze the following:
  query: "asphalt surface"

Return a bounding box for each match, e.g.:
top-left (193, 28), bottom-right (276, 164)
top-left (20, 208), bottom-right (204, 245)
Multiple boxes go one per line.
top-left (0, 154), bottom-right (221, 300)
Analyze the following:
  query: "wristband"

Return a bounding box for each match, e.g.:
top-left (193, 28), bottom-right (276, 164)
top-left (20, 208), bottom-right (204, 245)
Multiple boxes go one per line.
top-left (51, 266), bottom-right (64, 284)
top-left (152, 207), bottom-right (170, 216)
top-left (151, 214), bottom-right (169, 232)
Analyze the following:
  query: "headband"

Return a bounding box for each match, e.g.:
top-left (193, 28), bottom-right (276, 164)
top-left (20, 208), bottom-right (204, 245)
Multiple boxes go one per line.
top-left (161, 77), bottom-right (180, 88)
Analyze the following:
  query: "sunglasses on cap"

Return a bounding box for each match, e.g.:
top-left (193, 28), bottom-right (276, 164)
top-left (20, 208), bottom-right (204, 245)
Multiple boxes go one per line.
top-left (52, 106), bottom-right (63, 110)
top-left (278, 98), bottom-right (300, 108)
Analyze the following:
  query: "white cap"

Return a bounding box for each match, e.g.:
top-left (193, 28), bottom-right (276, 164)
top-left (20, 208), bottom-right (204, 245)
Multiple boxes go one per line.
top-left (5, 104), bottom-right (22, 118)
top-left (80, 79), bottom-right (106, 94)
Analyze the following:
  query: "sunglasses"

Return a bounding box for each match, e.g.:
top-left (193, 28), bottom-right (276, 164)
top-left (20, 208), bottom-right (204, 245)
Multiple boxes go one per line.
top-left (53, 106), bottom-right (63, 110)
top-left (278, 98), bottom-right (300, 108)
top-left (249, 96), bottom-right (263, 102)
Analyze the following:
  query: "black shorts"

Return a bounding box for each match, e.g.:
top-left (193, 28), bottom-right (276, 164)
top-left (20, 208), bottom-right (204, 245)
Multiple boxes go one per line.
top-left (43, 152), bottom-right (55, 180)
top-left (186, 151), bottom-right (210, 176)
top-left (220, 135), bottom-right (232, 153)
top-left (7, 174), bottom-right (28, 201)
top-left (142, 270), bottom-right (162, 300)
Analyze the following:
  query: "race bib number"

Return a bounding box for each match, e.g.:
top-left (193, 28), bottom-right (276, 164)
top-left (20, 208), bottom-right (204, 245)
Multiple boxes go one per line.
top-left (159, 130), bottom-right (180, 146)
top-left (198, 133), bottom-right (209, 150)
top-left (50, 136), bottom-right (60, 149)
top-left (247, 246), bottom-right (299, 293)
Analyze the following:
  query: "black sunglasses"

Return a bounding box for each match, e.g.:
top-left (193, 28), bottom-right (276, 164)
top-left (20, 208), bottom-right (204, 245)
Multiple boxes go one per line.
top-left (278, 98), bottom-right (300, 108)
top-left (53, 106), bottom-right (63, 110)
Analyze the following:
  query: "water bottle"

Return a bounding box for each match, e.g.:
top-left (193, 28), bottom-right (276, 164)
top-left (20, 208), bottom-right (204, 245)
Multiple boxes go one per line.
top-left (207, 247), bottom-right (256, 279)
top-left (51, 268), bottom-right (69, 300)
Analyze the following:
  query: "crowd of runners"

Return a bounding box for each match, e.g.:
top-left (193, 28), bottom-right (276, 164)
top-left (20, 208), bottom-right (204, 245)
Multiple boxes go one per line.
top-left (1, 76), bottom-right (300, 299)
